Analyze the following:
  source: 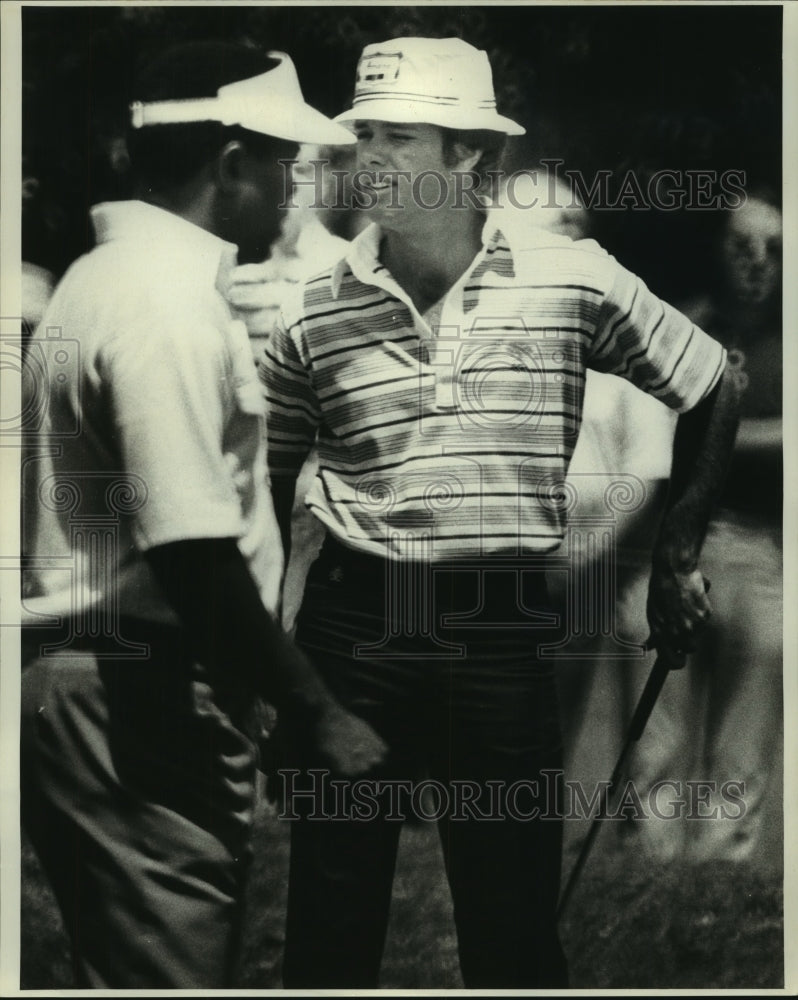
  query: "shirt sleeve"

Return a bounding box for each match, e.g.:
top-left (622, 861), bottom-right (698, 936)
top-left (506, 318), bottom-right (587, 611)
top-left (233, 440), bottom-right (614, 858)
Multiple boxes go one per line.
top-left (588, 257), bottom-right (727, 413)
top-left (99, 311), bottom-right (246, 551)
top-left (260, 311), bottom-right (321, 481)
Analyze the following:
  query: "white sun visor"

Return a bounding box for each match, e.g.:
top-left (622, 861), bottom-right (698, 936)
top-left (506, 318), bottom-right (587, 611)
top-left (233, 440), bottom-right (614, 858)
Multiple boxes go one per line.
top-left (129, 51), bottom-right (355, 145)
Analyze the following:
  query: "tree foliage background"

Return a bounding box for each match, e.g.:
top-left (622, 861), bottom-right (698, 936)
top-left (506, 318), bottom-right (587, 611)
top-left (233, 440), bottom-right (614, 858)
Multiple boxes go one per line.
top-left (22, 3), bottom-right (781, 300)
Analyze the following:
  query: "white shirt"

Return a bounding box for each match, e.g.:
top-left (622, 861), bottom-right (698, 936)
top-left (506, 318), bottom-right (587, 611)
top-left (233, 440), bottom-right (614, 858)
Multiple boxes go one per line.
top-left (22, 200), bottom-right (282, 625)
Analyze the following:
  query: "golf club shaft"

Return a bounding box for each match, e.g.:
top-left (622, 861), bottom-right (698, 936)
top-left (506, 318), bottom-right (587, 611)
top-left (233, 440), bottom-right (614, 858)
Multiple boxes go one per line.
top-left (557, 648), bottom-right (686, 919)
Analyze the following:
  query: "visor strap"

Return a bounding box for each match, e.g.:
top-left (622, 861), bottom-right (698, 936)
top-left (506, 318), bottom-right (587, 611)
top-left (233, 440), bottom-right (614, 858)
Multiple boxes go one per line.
top-left (130, 97), bottom-right (226, 129)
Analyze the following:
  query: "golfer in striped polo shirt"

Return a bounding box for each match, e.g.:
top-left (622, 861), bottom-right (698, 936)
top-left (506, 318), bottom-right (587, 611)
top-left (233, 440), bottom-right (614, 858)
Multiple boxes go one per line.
top-left (260, 36), bottom-right (740, 989)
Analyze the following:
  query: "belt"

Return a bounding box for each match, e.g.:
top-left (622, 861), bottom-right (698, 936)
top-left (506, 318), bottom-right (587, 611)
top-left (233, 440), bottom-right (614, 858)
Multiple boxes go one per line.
top-left (309, 534), bottom-right (550, 603)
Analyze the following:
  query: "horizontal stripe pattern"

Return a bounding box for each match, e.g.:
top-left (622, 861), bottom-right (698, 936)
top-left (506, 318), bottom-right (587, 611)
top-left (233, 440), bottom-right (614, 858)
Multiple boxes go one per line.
top-left (261, 219), bottom-right (725, 559)
top-left (352, 91), bottom-right (497, 110)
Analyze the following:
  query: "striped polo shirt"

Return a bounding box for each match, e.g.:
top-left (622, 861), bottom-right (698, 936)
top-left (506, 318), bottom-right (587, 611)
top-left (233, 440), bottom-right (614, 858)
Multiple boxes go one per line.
top-left (262, 212), bottom-right (726, 561)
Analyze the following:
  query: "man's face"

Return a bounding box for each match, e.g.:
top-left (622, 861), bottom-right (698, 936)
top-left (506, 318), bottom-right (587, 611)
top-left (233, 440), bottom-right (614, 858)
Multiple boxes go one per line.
top-left (233, 138), bottom-right (298, 263)
top-left (721, 197), bottom-right (782, 307)
top-left (353, 120), bottom-right (467, 231)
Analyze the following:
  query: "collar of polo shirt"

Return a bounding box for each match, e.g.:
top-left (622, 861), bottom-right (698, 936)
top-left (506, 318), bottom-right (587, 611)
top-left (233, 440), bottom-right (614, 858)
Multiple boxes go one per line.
top-left (330, 208), bottom-right (579, 299)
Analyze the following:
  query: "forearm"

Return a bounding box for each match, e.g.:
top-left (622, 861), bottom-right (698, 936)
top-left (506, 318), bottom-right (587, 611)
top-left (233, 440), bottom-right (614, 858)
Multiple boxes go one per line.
top-left (653, 364), bottom-right (741, 572)
top-left (145, 537), bottom-right (335, 721)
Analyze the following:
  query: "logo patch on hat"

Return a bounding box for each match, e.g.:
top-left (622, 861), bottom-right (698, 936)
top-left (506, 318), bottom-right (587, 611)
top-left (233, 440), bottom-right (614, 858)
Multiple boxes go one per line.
top-left (357, 52), bottom-right (402, 87)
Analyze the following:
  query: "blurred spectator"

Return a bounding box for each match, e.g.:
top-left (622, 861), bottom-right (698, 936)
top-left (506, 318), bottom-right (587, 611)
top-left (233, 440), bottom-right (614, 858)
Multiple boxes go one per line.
top-left (493, 166), bottom-right (591, 240)
top-left (567, 190), bottom-right (783, 871)
top-left (671, 192), bottom-right (783, 868)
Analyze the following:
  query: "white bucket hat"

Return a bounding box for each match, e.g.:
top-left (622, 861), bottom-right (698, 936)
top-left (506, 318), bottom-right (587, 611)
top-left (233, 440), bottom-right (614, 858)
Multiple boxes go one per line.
top-left (335, 36), bottom-right (525, 136)
top-left (129, 51), bottom-right (356, 145)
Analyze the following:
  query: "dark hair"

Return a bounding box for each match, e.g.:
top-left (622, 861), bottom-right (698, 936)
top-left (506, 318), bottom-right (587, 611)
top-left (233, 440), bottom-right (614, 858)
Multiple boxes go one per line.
top-left (440, 127), bottom-right (507, 192)
top-left (126, 40), bottom-right (286, 194)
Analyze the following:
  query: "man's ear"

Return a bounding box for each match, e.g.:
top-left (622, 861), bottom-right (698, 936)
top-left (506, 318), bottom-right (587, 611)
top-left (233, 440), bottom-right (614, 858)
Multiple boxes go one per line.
top-left (451, 141), bottom-right (483, 174)
top-left (216, 140), bottom-right (246, 193)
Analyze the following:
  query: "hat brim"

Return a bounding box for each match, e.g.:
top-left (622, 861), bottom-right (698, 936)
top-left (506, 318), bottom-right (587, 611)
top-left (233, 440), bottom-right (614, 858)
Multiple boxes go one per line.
top-left (237, 103), bottom-right (357, 145)
top-left (334, 101), bottom-right (525, 137)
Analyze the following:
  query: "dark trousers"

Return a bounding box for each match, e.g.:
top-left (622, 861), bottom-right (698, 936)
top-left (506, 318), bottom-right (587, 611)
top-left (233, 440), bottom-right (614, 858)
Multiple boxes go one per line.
top-left (282, 538), bottom-right (569, 989)
top-left (20, 621), bottom-right (259, 989)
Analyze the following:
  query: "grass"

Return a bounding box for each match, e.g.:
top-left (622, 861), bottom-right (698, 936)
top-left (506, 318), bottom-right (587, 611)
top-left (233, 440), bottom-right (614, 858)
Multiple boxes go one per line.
top-left (20, 795), bottom-right (783, 990)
